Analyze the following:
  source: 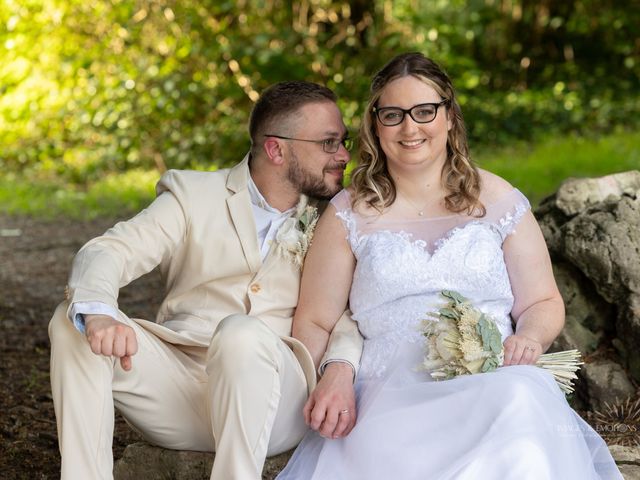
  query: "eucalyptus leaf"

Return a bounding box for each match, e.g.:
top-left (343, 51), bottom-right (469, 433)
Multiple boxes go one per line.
top-left (481, 357), bottom-right (500, 373)
top-left (439, 307), bottom-right (460, 320)
top-left (442, 290), bottom-right (467, 305)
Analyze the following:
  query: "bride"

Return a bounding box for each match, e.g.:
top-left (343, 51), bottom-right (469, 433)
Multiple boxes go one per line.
top-left (277, 52), bottom-right (621, 479)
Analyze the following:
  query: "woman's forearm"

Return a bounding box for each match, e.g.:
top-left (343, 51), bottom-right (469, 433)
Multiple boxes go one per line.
top-left (514, 297), bottom-right (565, 351)
top-left (290, 204), bottom-right (356, 370)
top-left (293, 319), bottom-right (332, 369)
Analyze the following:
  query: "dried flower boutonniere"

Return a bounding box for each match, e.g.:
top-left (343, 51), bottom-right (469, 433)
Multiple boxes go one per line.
top-left (274, 196), bottom-right (319, 268)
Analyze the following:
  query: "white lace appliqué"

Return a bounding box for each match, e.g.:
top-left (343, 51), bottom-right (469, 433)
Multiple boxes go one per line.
top-left (498, 201), bottom-right (529, 238)
top-left (332, 194), bottom-right (529, 379)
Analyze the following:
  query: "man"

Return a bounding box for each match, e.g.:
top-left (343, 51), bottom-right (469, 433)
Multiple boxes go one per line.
top-left (49, 81), bottom-right (362, 479)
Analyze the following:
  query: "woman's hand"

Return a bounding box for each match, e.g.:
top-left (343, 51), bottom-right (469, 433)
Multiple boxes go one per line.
top-left (502, 334), bottom-right (542, 366)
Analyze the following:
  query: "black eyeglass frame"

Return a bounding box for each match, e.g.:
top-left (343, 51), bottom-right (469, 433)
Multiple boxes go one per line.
top-left (264, 134), bottom-right (354, 153)
top-left (372, 99), bottom-right (449, 126)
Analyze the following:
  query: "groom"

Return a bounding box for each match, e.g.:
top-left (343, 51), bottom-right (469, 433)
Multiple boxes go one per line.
top-left (48, 81), bottom-right (362, 480)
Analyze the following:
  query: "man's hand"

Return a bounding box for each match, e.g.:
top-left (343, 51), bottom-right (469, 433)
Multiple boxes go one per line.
top-left (84, 314), bottom-right (138, 371)
top-left (303, 362), bottom-right (356, 439)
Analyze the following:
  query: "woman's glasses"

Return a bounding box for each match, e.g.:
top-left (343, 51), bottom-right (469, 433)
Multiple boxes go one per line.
top-left (373, 100), bottom-right (449, 126)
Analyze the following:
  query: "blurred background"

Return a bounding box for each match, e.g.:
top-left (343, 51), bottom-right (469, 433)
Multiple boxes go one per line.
top-left (1, 0), bottom-right (638, 218)
top-left (0, 3), bottom-right (638, 476)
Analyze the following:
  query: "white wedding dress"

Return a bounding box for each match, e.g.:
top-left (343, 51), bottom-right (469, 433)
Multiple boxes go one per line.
top-left (277, 188), bottom-right (622, 480)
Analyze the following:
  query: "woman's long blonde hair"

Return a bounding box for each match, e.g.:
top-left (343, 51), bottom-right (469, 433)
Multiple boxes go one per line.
top-left (351, 52), bottom-right (484, 216)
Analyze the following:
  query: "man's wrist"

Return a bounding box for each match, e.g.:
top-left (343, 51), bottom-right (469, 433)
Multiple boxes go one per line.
top-left (70, 301), bottom-right (118, 335)
top-left (73, 313), bottom-right (86, 335)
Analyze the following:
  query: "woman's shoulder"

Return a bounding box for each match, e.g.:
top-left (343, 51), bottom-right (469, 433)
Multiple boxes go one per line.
top-left (476, 169), bottom-right (531, 236)
top-left (329, 188), bottom-right (352, 212)
top-left (477, 169), bottom-right (516, 204)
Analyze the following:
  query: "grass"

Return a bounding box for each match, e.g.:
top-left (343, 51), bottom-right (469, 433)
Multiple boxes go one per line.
top-left (0, 131), bottom-right (638, 219)
top-left (0, 169), bottom-right (159, 219)
top-left (475, 130), bottom-right (640, 205)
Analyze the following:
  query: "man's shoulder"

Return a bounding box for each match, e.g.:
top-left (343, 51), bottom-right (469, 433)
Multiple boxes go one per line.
top-left (160, 168), bottom-right (231, 186)
top-left (156, 167), bottom-right (236, 198)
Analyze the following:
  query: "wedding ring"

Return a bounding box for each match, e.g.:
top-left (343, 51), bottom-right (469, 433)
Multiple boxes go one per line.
top-left (339, 409), bottom-right (349, 415)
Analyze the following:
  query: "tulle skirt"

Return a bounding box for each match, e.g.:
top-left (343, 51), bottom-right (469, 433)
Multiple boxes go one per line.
top-left (277, 344), bottom-right (621, 480)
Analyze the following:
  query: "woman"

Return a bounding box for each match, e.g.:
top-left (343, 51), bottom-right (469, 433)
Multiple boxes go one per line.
top-left (278, 53), bottom-right (621, 479)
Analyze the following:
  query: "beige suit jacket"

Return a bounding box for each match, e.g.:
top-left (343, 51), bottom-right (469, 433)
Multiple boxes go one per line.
top-left (65, 155), bottom-right (362, 393)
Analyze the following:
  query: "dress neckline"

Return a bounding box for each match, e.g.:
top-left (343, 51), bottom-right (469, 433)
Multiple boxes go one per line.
top-left (348, 188), bottom-right (519, 224)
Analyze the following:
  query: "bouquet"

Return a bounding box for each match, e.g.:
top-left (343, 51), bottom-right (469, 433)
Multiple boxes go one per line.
top-left (420, 290), bottom-right (583, 394)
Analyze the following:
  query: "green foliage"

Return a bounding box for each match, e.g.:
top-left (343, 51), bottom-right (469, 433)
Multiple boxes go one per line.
top-left (2, 131), bottom-right (636, 219)
top-left (476, 129), bottom-right (640, 204)
top-left (0, 169), bottom-right (158, 219)
top-left (0, 0), bottom-right (638, 183)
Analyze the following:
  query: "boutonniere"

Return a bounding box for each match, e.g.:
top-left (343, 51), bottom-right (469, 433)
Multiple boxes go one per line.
top-left (274, 195), bottom-right (319, 268)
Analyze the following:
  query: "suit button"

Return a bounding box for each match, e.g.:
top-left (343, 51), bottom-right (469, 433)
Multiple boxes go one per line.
top-left (250, 283), bottom-right (261, 294)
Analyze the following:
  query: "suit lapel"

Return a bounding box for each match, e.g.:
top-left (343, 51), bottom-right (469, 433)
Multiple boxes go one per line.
top-left (253, 238), bottom-right (283, 282)
top-left (226, 154), bottom-right (262, 273)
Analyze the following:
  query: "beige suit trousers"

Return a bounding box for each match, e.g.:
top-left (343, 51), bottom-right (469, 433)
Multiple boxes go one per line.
top-left (49, 303), bottom-right (309, 480)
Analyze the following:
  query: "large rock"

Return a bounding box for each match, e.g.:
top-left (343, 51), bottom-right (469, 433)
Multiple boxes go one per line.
top-left (562, 199), bottom-right (640, 304)
top-left (620, 465), bottom-right (640, 480)
top-left (552, 171), bottom-right (640, 217)
top-left (610, 445), bottom-right (640, 480)
top-left (536, 171), bottom-right (640, 385)
top-left (115, 442), bottom-right (640, 479)
top-left (610, 445), bottom-right (640, 463)
top-left (620, 294), bottom-right (640, 379)
top-left (550, 261), bottom-right (613, 356)
top-left (114, 443), bottom-right (293, 480)
top-left (581, 359), bottom-right (636, 410)
top-left (111, 172), bottom-right (640, 478)
top-left (552, 261), bottom-right (614, 335)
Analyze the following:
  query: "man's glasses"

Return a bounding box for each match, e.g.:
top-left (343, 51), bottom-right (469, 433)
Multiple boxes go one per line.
top-left (264, 134), bottom-right (353, 153)
top-left (373, 100), bottom-right (449, 127)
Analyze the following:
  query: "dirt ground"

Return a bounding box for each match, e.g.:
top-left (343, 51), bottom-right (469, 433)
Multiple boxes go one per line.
top-left (0, 213), bottom-right (163, 479)
top-left (1, 213), bottom-right (636, 479)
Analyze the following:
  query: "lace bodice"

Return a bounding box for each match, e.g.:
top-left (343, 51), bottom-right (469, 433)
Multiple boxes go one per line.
top-left (331, 188), bottom-right (530, 378)
top-left (280, 189), bottom-right (619, 480)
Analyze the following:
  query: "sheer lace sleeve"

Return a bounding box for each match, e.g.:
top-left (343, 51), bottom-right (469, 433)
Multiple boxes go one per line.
top-left (330, 189), bottom-right (360, 251)
top-left (483, 189), bottom-right (531, 241)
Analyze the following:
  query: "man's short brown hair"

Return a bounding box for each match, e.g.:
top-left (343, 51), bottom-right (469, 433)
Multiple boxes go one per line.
top-left (249, 81), bottom-right (336, 156)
